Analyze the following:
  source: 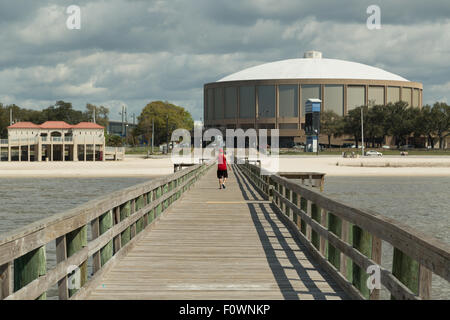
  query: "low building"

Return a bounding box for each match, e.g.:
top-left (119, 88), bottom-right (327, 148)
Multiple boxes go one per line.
top-left (0, 121), bottom-right (105, 162)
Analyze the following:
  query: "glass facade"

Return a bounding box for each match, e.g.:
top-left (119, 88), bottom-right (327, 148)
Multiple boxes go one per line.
top-left (207, 89), bottom-right (214, 120)
top-left (214, 87), bottom-right (224, 120)
top-left (301, 85), bottom-right (321, 116)
top-left (368, 86), bottom-right (384, 106)
top-left (224, 87), bottom-right (238, 119)
top-left (387, 86), bottom-right (400, 104)
top-left (347, 86), bottom-right (365, 111)
top-left (413, 89), bottom-right (420, 108)
top-left (239, 86), bottom-right (255, 119)
top-left (324, 85), bottom-right (343, 116)
top-left (279, 85), bottom-right (298, 117)
top-left (402, 87), bottom-right (412, 107)
top-left (257, 85), bottom-right (276, 118)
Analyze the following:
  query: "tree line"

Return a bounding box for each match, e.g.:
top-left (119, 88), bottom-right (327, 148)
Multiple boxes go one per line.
top-left (0, 101), bottom-right (109, 138)
top-left (0, 100), bottom-right (195, 148)
top-left (320, 101), bottom-right (450, 149)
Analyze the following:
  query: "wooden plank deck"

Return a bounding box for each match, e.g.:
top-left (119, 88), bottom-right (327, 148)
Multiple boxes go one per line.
top-left (85, 165), bottom-right (348, 300)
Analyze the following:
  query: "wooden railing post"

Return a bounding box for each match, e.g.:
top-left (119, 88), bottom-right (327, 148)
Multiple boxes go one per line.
top-left (327, 212), bottom-right (342, 270)
top-left (418, 265), bottom-right (432, 299)
top-left (392, 248), bottom-right (419, 299)
top-left (56, 235), bottom-right (68, 300)
top-left (14, 246), bottom-right (47, 300)
top-left (352, 226), bottom-right (372, 299)
top-left (91, 218), bottom-right (101, 274)
top-left (66, 225), bottom-right (87, 297)
top-left (120, 201), bottom-right (131, 247)
top-left (99, 210), bottom-right (113, 266)
top-left (311, 203), bottom-right (320, 249)
top-left (305, 200), bottom-right (312, 241)
top-left (319, 208), bottom-right (327, 257)
top-left (369, 235), bottom-right (382, 300)
top-left (0, 262), bottom-right (12, 299)
top-left (113, 206), bottom-right (122, 254)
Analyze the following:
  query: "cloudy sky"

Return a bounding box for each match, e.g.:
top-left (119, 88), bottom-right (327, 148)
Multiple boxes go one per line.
top-left (0, 0), bottom-right (449, 121)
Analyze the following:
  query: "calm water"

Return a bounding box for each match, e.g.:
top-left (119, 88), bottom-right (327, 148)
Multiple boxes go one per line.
top-left (0, 176), bottom-right (448, 299)
top-left (0, 177), bottom-right (150, 234)
top-left (323, 176), bottom-right (450, 299)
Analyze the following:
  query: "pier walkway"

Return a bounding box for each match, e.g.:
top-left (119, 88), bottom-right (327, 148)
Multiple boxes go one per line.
top-left (1, 161), bottom-right (449, 301)
top-left (85, 166), bottom-right (346, 300)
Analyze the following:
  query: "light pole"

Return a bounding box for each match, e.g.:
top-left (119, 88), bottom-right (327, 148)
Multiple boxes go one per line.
top-left (361, 106), bottom-right (365, 157)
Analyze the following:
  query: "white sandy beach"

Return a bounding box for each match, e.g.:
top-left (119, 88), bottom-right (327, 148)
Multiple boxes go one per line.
top-left (0, 154), bottom-right (450, 177)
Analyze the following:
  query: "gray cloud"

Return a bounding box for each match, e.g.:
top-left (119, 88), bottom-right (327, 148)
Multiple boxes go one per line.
top-left (0, 0), bottom-right (449, 121)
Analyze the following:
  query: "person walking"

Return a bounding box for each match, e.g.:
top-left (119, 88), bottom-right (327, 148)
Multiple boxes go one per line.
top-left (217, 148), bottom-right (228, 189)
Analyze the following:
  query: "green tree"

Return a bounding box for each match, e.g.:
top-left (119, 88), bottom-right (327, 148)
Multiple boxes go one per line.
top-left (343, 106), bottom-right (367, 148)
top-left (84, 104), bottom-right (109, 129)
top-left (385, 101), bottom-right (416, 148)
top-left (320, 110), bottom-right (343, 148)
top-left (431, 102), bottom-right (450, 149)
top-left (106, 134), bottom-right (123, 147)
top-left (136, 101), bottom-right (194, 146)
top-left (40, 101), bottom-right (86, 124)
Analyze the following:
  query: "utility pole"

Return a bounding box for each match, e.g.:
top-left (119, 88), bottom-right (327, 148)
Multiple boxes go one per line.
top-left (10, 108), bottom-right (13, 125)
top-left (166, 115), bottom-right (169, 154)
top-left (93, 107), bottom-right (96, 124)
top-left (132, 113), bottom-right (135, 125)
top-left (151, 118), bottom-right (154, 154)
top-left (361, 106), bottom-right (365, 157)
top-left (120, 106), bottom-right (125, 137)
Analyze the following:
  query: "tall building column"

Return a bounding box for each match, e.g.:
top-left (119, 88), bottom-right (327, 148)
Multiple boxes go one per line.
top-left (51, 143), bottom-right (53, 161)
top-left (62, 143), bottom-right (65, 162)
top-left (74, 144), bottom-right (78, 161)
top-left (84, 144), bottom-right (86, 161)
top-left (37, 141), bottom-right (42, 162)
top-left (8, 145), bottom-right (11, 161)
top-left (28, 144), bottom-right (30, 162)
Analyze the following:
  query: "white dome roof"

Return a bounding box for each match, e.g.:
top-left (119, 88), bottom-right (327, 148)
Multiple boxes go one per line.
top-left (218, 58), bottom-right (409, 82)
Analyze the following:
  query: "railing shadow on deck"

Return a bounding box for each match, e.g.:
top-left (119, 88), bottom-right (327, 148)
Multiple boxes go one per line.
top-left (236, 161), bottom-right (450, 300)
top-left (0, 161), bottom-right (215, 300)
top-left (233, 166), bottom-right (347, 300)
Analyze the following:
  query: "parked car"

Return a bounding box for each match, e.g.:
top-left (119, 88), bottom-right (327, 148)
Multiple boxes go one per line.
top-left (382, 145), bottom-right (391, 149)
top-left (365, 150), bottom-right (383, 156)
top-left (399, 144), bottom-right (414, 150)
top-left (293, 143), bottom-right (305, 150)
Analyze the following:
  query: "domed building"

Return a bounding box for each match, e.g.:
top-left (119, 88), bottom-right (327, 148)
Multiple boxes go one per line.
top-left (203, 51), bottom-right (423, 147)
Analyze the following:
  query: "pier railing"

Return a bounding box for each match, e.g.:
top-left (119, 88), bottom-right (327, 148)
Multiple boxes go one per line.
top-left (0, 162), bottom-right (213, 300)
top-left (237, 161), bottom-right (450, 300)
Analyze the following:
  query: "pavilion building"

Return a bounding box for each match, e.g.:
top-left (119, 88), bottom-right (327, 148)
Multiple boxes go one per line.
top-left (0, 121), bottom-right (105, 162)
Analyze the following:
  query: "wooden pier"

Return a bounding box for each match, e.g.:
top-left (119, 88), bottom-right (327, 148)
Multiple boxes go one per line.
top-left (0, 161), bottom-right (449, 300)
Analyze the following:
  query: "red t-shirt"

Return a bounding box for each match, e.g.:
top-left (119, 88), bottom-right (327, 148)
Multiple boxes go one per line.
top-left (218, 154), bottom-right (227, 171)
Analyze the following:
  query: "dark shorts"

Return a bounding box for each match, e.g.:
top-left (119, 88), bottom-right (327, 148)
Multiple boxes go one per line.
top-left (217, 169), bottom-right (228, 179)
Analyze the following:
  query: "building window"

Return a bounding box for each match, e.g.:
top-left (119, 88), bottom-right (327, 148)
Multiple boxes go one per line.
top-left (413, 89), bottom-right (420, 107)
top-left (347, 86), bottom-right (365, 111)
top-left (387, 86), bottom-right (400, 104)
top-left (239, 86), bottom-right (255, 119)
top-left (368, 86), bottom-right (384, 106)
top-left (207, 88), bottom-right (214, 120)
top-left (224, 87), bottom-right (237, 119)
top-left (324, 85), bottom-right (344, 116)
top-left (214, 87), bottom-right (224, 120)
top-left (279, 85), bottom-right (298, 117)
top-left (402, 87), bottom-right (412, 107)
top-left (257, 85), bottom-right (276, 118)
top-left (279, 123), bottom-right (298, 129)
top-left (301, 84), bottom-right (321, 116)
